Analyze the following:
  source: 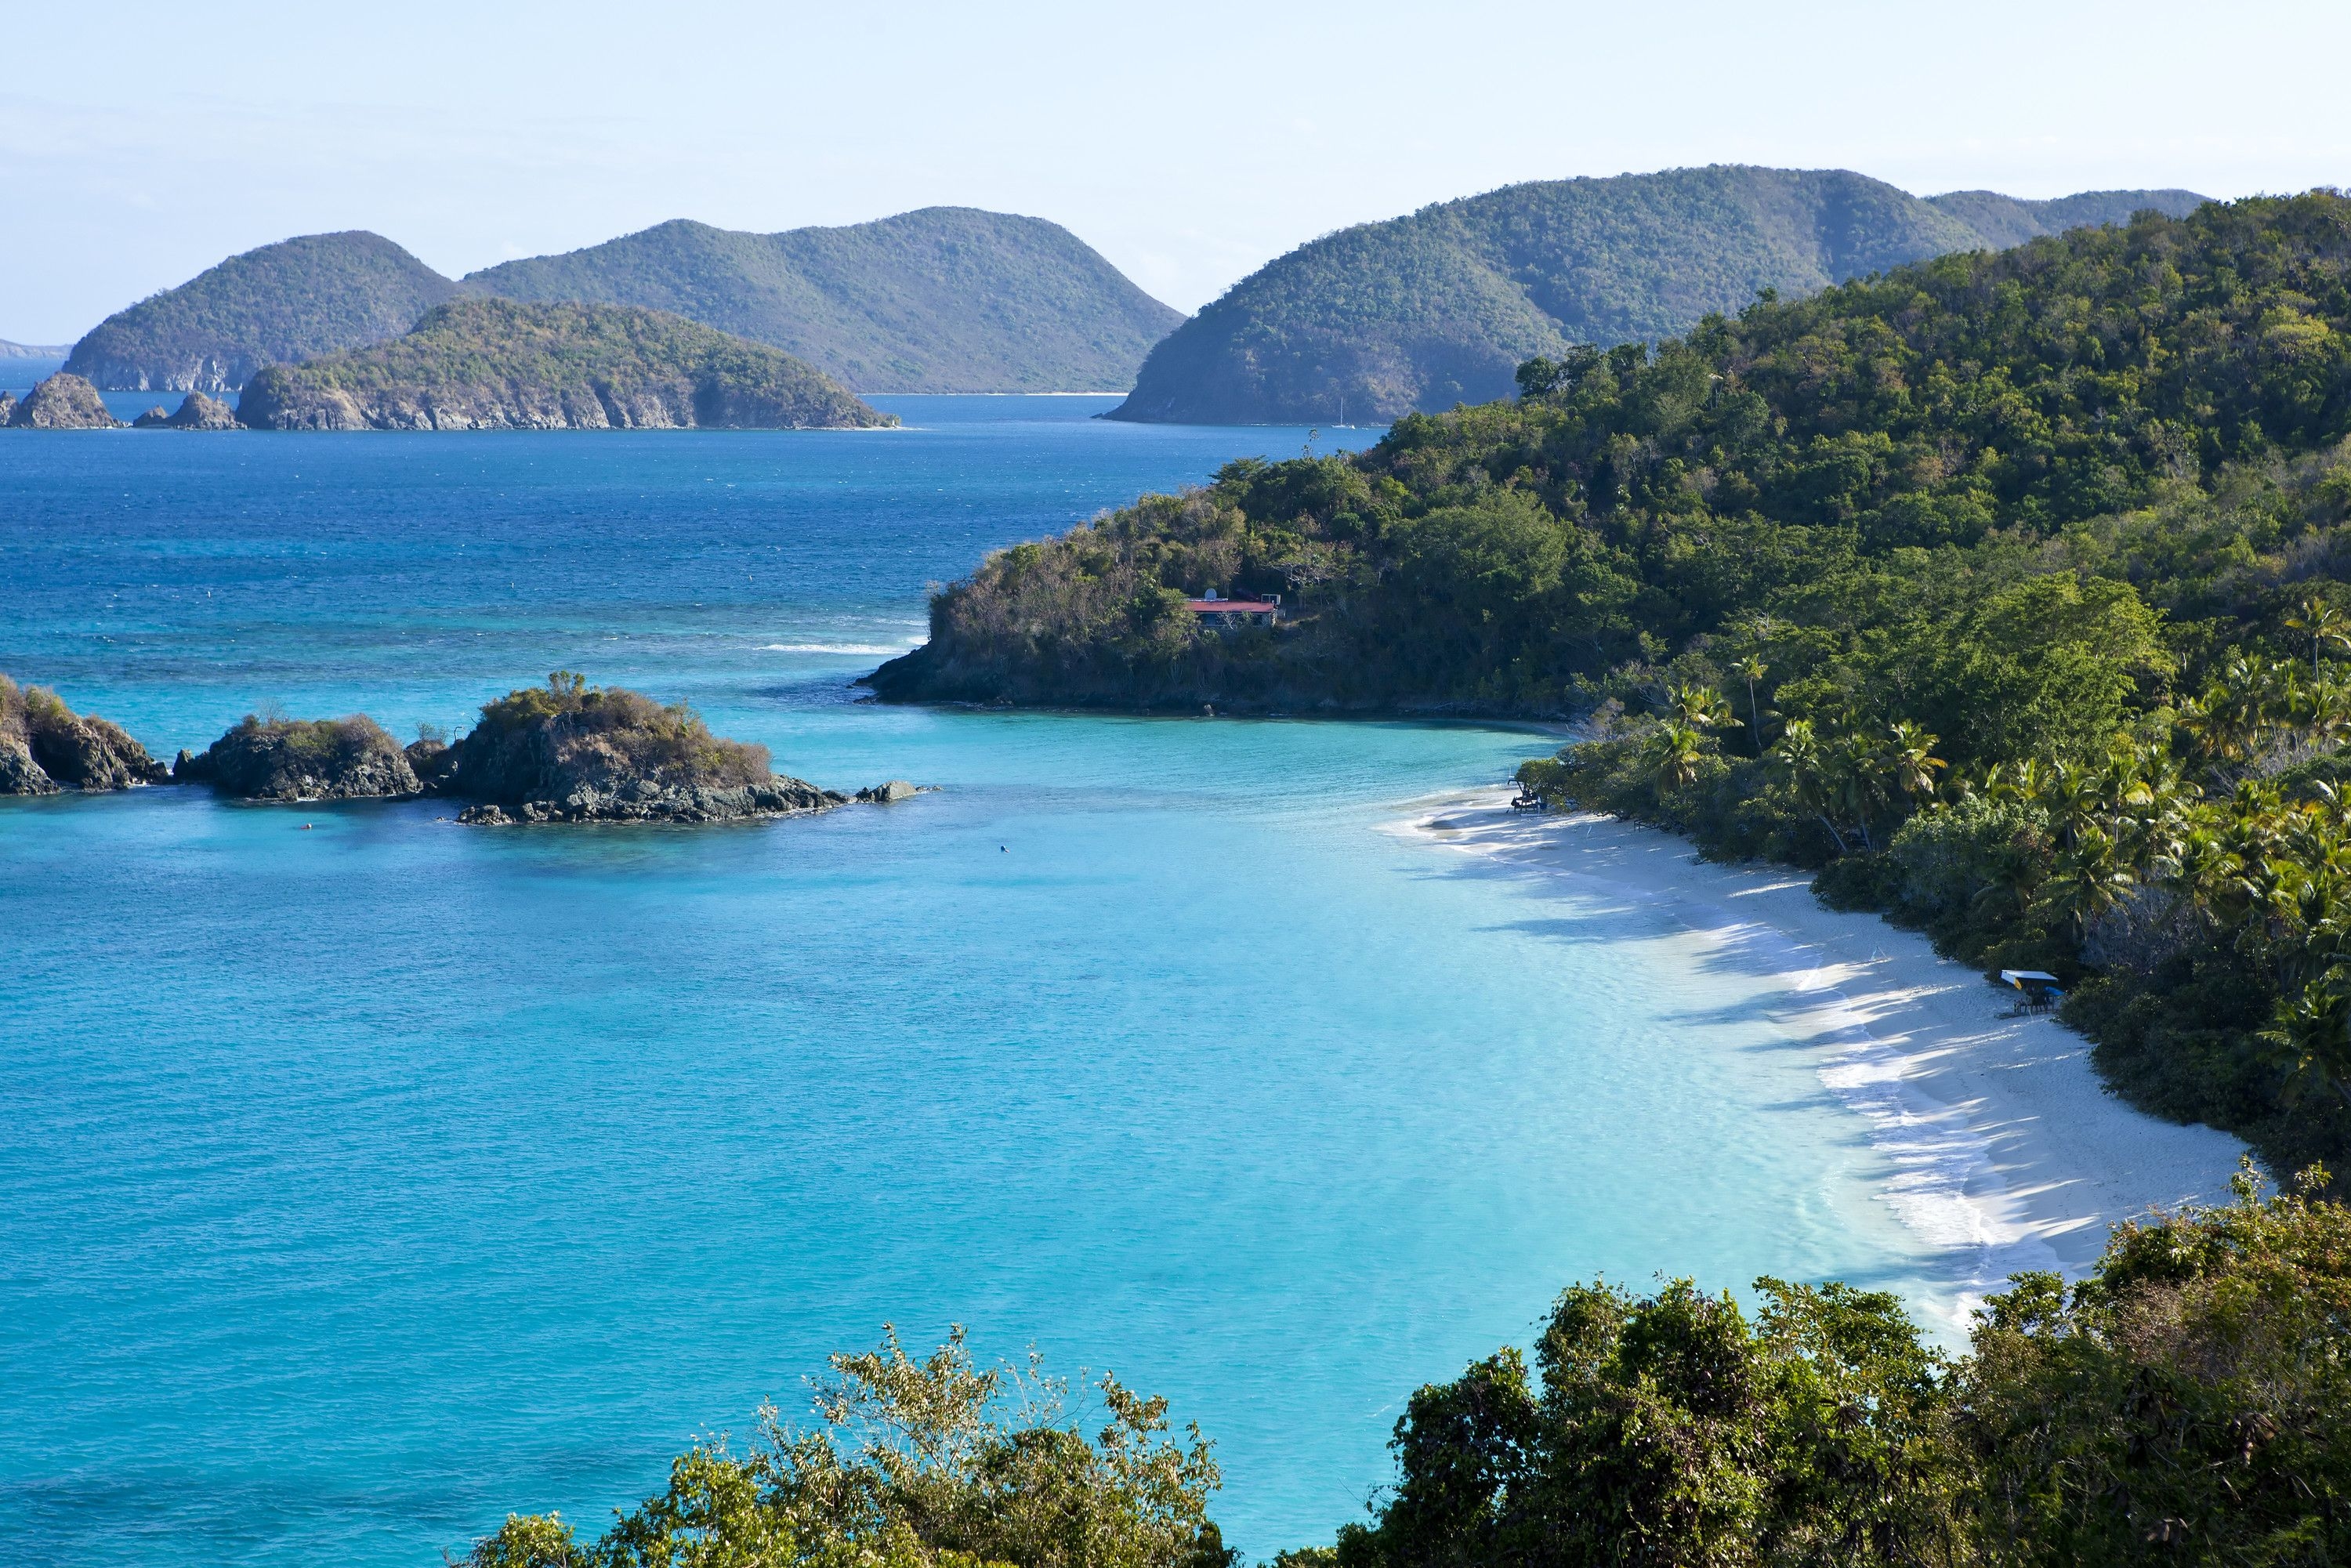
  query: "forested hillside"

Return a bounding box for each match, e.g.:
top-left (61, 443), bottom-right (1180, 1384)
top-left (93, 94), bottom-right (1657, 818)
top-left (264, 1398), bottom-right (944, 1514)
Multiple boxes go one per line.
top-left (465, 208), bottom-right (1183, 393)
top-left (1107, 166), bottom-right (2204, 425)
top-left (64, 232), bottom-right (459, 393)
top-left (875, 192), bottom-right (2351, 1177)
top-left (236, 299), bottom-right (890, 430)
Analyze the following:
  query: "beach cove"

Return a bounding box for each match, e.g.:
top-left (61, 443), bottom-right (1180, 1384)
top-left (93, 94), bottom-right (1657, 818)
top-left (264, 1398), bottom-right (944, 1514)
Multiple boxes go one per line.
top-left (0, 397), bottom-right (2248, 1565)
top-left (1400, 791), bottom-right (2251, 1332)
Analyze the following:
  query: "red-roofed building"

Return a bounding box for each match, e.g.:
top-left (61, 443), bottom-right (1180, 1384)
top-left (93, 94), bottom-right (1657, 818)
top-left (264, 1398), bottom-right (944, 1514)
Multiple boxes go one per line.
top-left (1187, 589), bottom-right (1281, 629)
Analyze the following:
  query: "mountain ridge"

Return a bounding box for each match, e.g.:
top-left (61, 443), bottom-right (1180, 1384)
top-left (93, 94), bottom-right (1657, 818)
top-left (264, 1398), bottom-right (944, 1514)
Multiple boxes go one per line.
top-left (464, 207), bottom-right (1183, 393)
top-left (1106, 166), bottom-right (2209, 425)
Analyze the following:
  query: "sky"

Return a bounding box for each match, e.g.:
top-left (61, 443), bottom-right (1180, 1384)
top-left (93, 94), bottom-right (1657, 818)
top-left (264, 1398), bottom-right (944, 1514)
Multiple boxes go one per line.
top-left (5, 0), bottom-right (2349, 344)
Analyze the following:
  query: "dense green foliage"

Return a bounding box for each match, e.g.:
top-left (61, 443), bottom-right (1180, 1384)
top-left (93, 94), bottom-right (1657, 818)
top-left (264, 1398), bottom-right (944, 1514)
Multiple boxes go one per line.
top-left (467, 1327), bottom-right (1231, 1568)
top-left (467, 208), bottom-right (1183, 393)
top-left (236, 299), bottom-right (891, 430)
top-left (1331, 1169), bottom-right (2351, 1568)
top-left (473, 1176), bottom-right (2351, 1566)
top-left (878, 191), bottom-right (2351, 1174)
top-left (1107, 168), bottom-right (2204, 425)
top-left (64, 231), bottom-right (458, 393)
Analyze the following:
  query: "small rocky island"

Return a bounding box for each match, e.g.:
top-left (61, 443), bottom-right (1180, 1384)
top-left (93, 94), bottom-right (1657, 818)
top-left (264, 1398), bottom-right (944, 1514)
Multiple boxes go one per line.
top-left (234, 299), bottom-right (898, 432)
top-left (144, 673), bottom-right (905, 825)
top-left (173, 714), bottom-right (422, 799)
top-left (0, 676), bottom-right (169, 793)
top-left (132, 392), bottom-right (241, 429)
top-left (2, 373), bottom-right (122, 429)
top-left (4, 671), bottom-right (918, 824)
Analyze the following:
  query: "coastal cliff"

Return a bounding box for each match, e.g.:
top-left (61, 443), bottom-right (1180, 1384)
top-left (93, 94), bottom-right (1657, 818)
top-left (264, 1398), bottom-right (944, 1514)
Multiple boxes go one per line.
top-left (1, 677), bottom-right (168, 793)
top-left (234, 299), bottom-right (893, 431)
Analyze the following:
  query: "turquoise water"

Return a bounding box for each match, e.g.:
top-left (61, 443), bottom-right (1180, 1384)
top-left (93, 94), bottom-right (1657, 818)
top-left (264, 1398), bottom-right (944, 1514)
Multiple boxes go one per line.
top-left (1, 399), bottom-right (1940, 1566)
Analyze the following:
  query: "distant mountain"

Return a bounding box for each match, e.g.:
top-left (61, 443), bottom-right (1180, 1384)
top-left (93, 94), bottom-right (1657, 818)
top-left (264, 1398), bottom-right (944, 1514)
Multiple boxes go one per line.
top-left (464, 208), bottom-right (1183, 393)
top-left (1107, 167), bottom-right (2209, 425)
top-left (234, 297), bottom-right (893, 432)
top-left (66, 232), bottom-right (460, 394)
top-left (1924, 187), bottom-right (2209, 250)
top-left (1, 339), bottom-right (71, 360)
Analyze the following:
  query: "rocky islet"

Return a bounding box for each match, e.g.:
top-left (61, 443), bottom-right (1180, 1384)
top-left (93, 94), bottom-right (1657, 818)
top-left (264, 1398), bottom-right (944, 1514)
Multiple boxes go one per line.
top-left (4, 673), bottom-right (919, 824)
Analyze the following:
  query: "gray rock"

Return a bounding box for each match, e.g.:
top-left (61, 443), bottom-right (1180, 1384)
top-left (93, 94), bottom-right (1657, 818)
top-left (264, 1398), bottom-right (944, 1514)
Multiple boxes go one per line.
top-left (166, 391), bottom-right (241, 429)
top-left (0, 740), bottom-right (60, 796)
top-left (457, 773), bottom-right (844, 825)
top-left (132, 405), bottom-right (172, 427)
top-left (5, 373), bottom-right (122, 429)
top-left (186, 714), bottom-right (421, 800)
top-left (857, 779), bottom-right (922, 803)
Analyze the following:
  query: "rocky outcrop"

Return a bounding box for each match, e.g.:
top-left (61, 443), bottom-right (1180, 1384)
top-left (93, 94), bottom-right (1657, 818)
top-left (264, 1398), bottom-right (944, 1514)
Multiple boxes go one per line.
top-left (133, 392), bottom-right (241, 429)
top-left (0, 392), bottom-right (16, 424)
top-left (0, 675), bottom-right (169, 794)
top-left (856, 779), bottom-right (922, 802)
top-left (457, 775), bottom-right (840, 824)
top-left (5, 373), bottom-right (121, 429)
top-left (176, 713), bottom-right (421, 799)
top-left (433, 672), bottom-right (850, 825)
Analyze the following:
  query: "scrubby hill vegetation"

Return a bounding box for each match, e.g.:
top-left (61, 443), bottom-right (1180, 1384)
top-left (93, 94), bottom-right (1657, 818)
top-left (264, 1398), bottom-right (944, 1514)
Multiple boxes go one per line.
top-left (876, 191), bottom-right (2351, 1177)
top-left (466, 208), bottom-right (1183, 393)
top-left (235, 299), bottom-right (892, 431)
top-left (433, 671), bottom-right (841, 822)
top-left (0, 675), bottom-right (166, 793)
top-left (64, 231), bottom-right (458, 393)
top-left (472, 1170), bottom-right (2351, 1566)
top-left (1107, 167), bottom-right (2205, 424)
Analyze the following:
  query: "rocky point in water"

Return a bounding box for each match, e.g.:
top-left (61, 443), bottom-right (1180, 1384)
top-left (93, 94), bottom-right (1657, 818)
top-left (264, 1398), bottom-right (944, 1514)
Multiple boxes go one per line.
top-left (436, 673), bottom-right (847, 824)
top-left (133, 392), bottom-right (241, 429)
top-left (0, 675), bottom-right (169, 794)
top-left (175, 714), bottom-right (422, 800)
top-left (4, 373), bottom-right (122, 429)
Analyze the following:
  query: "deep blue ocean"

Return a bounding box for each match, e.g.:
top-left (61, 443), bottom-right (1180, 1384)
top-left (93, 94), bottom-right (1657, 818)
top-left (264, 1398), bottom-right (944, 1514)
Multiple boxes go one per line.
top-left (0, 397), bottom-right (1940, 1566)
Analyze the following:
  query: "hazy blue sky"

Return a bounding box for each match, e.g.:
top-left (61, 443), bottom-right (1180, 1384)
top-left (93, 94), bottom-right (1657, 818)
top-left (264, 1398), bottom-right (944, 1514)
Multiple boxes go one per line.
top-left (6, 0), bottom-right (2348, 342)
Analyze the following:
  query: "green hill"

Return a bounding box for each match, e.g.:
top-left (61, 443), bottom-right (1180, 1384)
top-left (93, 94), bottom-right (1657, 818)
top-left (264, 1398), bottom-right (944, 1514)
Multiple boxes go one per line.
top-left (1107, 166), bottom-right (2208, 424)
top-left (878, 189), bottom-right (2351, 1179)
top-left (235, 298), bottom-right (893, 431)
top-left (465, 207), bottom-right (1183, 393)
top-left (64, 232), bottom-right (459, 393)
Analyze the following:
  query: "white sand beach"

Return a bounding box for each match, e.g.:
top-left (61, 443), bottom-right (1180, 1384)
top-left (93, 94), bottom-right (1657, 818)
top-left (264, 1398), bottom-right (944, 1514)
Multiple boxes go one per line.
top-left (1396, 788), bottom-right (2250, 1324)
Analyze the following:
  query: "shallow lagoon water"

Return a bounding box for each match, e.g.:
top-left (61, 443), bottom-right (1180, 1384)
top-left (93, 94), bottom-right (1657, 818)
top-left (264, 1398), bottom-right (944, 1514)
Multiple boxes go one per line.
top-left (2, 400), bottom-right (1940, 1565)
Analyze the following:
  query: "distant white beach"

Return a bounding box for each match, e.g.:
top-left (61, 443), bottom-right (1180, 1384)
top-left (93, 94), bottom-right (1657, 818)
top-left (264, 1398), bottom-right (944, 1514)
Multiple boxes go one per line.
top-left (1395, 789), bottom-right (2249, 1331)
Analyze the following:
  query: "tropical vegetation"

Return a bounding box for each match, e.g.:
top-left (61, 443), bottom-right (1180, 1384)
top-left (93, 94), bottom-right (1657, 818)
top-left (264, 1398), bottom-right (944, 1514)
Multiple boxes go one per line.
top-left (875, 190), bottom-right (2351, 1179)
top-left (235, 299), bottom-right (893, 430)
top-left (469, 1169), bottom-right (2351, 1566)
top-left (1107, 167), bottom-right (2204, 425)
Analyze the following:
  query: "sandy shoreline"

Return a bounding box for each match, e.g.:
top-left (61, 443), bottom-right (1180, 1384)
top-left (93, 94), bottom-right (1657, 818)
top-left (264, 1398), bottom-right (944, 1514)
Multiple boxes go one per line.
top-left (1393, 788), bottom-right (2248, 1324)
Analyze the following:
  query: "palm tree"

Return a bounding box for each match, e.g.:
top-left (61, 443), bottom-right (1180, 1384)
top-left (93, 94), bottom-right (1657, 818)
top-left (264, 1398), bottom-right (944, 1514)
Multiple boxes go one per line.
top-left (2034, 824), bottom-right (2135, 941)
top-left (2285, 595), bottom-right (2351, 681)
top-left (1651, 722), bottom-right (1708, 791)
top-left (1668, 683), bottom-right (1733, 733)
top-left (1772, 719), bottom-right (1849, 854)
top-left (1733, 654), bottom-right (1770, 751)
top-left (2262, 972), bottom-right (2351, 1112)
top-left (1883, 720), bottom-right (1947, 802)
